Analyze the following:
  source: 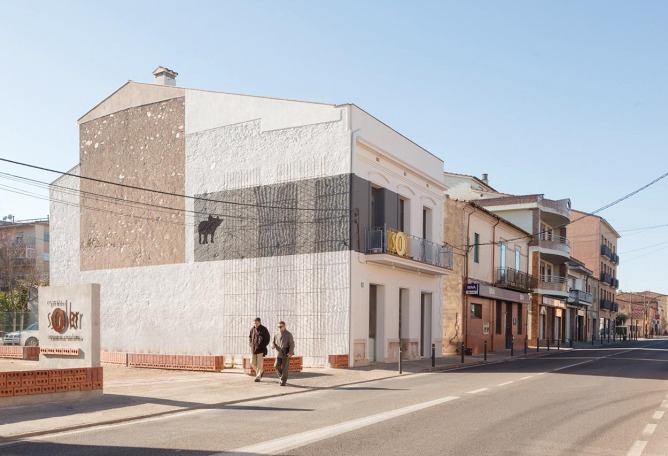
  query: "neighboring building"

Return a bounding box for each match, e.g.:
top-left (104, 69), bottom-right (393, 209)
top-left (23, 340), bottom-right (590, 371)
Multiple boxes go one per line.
top-left (0, 217), bottom-right (50, 292)
top-left (443, 172), bottom-right (500, 201)
top-left (617, 291), bottom-right (667, 337)
top-left (566, 258), bottom-right (594, 342)
top-left (443, 198), bottom-right (533, 354)
top-left (474, 195), bottom-right (572, 345)
top-left (50, 68), bottom-right (452, 367)
top-left (568, 210), bottom-right (620, 339)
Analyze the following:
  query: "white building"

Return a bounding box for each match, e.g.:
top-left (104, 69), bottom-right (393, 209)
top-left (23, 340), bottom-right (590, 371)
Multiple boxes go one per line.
top-left (50, 68), bottom-right (452, 367)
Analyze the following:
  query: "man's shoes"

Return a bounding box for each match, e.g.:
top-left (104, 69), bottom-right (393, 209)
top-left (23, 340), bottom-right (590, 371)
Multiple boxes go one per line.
top-left (280, 381), bottom-right (286, 386)
top-left (259, 372), bottom-right (263, 380)
top-left (254, 378), bottom-right (260, 382)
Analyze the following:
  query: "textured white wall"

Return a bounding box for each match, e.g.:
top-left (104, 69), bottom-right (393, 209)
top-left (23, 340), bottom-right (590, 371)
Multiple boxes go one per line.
top-left (51, 93), bottom-right (353, 366)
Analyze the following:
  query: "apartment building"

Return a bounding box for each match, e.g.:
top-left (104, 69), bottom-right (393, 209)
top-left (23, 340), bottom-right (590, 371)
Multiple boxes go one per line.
top-left (566, 258), bottom-right (594, 341)
top-left (0, 217), bottom-right (50, 291)
top-left (475, 195), bottom-right (571, 345)
top-left (50, 68), bottom-right (452, 367)
top-left (568, 210), bottom-right (620, 339)
top-left (443, 198), bottom-right (533, 354)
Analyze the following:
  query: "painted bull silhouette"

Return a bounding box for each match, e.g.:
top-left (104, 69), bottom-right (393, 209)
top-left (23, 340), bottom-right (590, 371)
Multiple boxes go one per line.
top-left (198, 215), bottom-right (223, 244)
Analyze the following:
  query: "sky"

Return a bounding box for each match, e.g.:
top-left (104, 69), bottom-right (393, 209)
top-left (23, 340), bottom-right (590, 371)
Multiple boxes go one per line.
top-left (0, 1), bottom-right (666, 292)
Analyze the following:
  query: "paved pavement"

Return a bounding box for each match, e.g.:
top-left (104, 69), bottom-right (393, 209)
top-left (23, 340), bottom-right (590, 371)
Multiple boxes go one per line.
top-left (0, 338), bottom-right (665, 455)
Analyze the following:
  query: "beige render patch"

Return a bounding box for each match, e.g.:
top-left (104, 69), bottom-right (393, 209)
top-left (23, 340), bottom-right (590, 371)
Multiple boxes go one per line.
top-left (79, 97), bottom-right (186, 271)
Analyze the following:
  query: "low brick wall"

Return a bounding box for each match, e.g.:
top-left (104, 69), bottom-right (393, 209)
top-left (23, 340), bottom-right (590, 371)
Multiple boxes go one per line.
top-left (243, 356), bottom-right (303, 376)
top-left (0, 367), bottom-right (103, 399)
top-left (0, 346), bottom-right (40, 361)
top-left (100, 351), bottom-right (129, 365)
top-left (127, 353), bottom-right (224, 372)
top-left (328, 354), bottom-right (349, 369)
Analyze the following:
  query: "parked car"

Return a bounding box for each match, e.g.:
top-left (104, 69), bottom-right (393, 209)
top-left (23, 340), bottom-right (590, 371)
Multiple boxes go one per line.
top-left (3, 322), bottom-right (39, 346)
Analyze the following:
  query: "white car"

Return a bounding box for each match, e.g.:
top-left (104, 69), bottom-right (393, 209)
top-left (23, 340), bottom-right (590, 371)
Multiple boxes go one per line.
top-left (3, 322), bottom-right (39, 346)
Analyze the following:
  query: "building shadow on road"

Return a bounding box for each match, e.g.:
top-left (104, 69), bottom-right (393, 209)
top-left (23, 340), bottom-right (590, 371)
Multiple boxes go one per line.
top-left (0, 441), bottom-right (267, 455)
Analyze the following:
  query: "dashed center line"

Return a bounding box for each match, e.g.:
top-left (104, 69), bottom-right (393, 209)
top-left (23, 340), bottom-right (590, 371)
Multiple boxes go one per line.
top-left (497, 381), bottom-right (514, 387)
top-left (652, 411), bottom-right (664, 420)
top-left (661, 400), bottom-right (668, 409)
top-left (642, 424), bottom-right (656, 436)
top-left (467, 388), bottom-right (489, 394)
top-left (627, 440), bottom-right (647, 456)
top-left (520, 376), bottom-right (533, 380)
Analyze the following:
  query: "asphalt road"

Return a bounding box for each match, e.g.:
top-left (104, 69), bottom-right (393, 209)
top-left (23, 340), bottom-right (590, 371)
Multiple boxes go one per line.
top-left (1, 339), bottom-right (667, 456)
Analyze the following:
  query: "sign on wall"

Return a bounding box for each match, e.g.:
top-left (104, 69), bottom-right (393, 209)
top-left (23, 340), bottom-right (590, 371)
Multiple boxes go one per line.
top-left (39, 284), bottom-right (101, 369)
top-left (465, 283), bottom-right (479, 295)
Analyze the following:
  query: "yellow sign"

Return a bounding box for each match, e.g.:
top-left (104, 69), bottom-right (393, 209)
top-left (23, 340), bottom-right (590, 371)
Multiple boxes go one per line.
top-left (388, 230), bottom-right (410, 257)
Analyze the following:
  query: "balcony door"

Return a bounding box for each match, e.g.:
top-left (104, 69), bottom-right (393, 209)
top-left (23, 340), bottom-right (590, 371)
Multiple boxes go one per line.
top-left (420, 293), bottom-right (432, 357)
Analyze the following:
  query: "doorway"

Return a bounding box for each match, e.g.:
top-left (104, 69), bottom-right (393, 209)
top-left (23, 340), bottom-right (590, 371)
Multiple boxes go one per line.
top-left (421, 293), bottom-right (432, 357)
top-left (399, 288), bottom-right (409, 360)
top-left (505, 302), bottom-right (513, 349)
top-left (369, 285), bottom-right (377, 362)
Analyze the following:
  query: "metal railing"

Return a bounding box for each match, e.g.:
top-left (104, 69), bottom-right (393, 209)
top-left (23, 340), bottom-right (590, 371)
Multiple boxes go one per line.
top-left (600, 299), bottom-right (618, 311)
top-left (366, 227), bottom-right (454, 270)
top-left (496, 268), bottom-right (536, 292)
top-left (600, 272), bottom-right (613, 284)
top-left (539, 274), bottom-right (567, 284)
top-left (539, 233), bottom-right (570, 245)
top-left (569, 288), bottom-right (593, 304)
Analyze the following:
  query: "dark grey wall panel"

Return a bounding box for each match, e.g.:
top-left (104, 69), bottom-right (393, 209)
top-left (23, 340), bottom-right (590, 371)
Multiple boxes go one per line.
top-left (194, 174), bottom-right (351, 262)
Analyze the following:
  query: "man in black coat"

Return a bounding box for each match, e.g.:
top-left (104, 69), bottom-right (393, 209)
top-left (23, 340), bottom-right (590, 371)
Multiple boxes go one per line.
top-left (249, 317), bottom-right (271, 382)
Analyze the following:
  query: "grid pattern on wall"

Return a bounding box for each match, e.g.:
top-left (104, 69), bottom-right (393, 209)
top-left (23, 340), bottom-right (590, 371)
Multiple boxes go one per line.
top-left (193, 174), bottom-right (350, 261)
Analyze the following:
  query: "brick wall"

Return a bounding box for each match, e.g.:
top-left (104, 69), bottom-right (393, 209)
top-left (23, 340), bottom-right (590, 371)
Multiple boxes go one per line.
top-left (0, 367), bottom-right (103, 399)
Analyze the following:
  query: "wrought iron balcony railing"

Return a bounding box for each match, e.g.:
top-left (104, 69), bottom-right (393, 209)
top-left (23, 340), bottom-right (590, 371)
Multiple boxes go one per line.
top-left (569, 288), bottom-right (593, 304)
top-left (496, 268), bottom-right (536, 292)
top-left (366, 227), bottom-right (454, 270)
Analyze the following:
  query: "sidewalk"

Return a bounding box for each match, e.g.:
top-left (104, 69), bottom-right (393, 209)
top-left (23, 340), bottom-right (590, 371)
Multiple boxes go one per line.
top-left (0, 346), bottom-right (574, 441)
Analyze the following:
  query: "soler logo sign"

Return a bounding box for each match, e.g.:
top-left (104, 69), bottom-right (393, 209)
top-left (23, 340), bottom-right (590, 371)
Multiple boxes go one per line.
top-left (46, 300), bottom-right (83, 340)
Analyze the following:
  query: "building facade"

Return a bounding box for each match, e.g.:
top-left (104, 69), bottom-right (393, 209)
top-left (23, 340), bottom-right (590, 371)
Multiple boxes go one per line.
top-left (568, 210), bottom-right (620, 339)
top-left (50, 69), bottom-right (452, 366)
top-left (566, 258), bottom-right (594, 342)
top-left (0, 218), bottom-right (50, 292)
top-left (617, 291), bottom-right (667, 337)
top-left (443, 198), bottom-right (533, 354)
top-left (474, 195), bottom-right (572, 345)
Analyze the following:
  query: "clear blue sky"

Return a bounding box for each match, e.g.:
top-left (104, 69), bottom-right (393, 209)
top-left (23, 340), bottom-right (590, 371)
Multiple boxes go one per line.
top-left (0, 1), bottom-right (666, 292)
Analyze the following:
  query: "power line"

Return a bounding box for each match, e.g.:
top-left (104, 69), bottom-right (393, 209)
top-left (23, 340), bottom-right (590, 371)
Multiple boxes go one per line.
top-left (0, 157), bottom-right (352, 213)
top-left (618, 240), bottom-right (668, 255)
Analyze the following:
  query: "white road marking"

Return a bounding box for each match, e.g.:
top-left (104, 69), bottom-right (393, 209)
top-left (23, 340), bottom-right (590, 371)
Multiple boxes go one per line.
top-left (521, 376), bottom-right (533, 380)
top-left (223, 396), bottom-right (460, 455)
top-left (661, 400), bottom-right (668, 409)
top-left (466, 388), bottom-right (489, 394)
top-left (652, 411), bottom-right (664, 420)
top-left (537, 372), bottom-right (546, 375)
top-left (642, 423), bottom-right (656, 436)
top-left (497, 381), bottom-right (514, 387)
top-left (627, 440), bottom-right (647, 456)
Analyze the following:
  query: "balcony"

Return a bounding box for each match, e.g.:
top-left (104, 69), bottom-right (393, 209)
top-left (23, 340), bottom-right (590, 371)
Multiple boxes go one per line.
top-left (612, 253), bottom-right (620, 264)
top-left (600, 299), bottom-right (618, 312)
top-left (569, 288), bottom-right (593, 305)
top-left (537, 274), bottom-right (568, 295)
top-left (613, 278), bottom-right (619, 289)
top-left (600, 271), bottom-right (612, 284)
top-left (534, 233), bottom-right (570, 263)
top-left (365, 227), bottom-right (454, 275)
top-left (496, 268), bottom-right (536, 293)
top-left (600, 244), bottom-right (613, 259)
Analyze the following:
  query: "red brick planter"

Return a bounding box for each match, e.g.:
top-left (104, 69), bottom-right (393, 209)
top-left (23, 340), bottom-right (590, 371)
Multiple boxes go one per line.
top-left (243, 356), bottom-right (303, 376)
top-left (0, 346), bottom-right (40, 361)
top-left (328, 354), bottom-right (349, 369)
top-left (127, 353), bottom-right (224, 372)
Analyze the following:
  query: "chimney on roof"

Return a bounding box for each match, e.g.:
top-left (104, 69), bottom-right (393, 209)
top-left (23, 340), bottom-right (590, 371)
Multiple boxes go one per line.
top-left (153, 66), bottom-right (178, 86)
top-left (481, 173), bottom-right (489, 185)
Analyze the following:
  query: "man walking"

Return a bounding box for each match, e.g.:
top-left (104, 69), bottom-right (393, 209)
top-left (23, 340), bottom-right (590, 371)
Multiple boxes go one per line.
top-left (249, 317), bottom-right (270, 382)
top-left (272, 321), bottom-right (295, 386)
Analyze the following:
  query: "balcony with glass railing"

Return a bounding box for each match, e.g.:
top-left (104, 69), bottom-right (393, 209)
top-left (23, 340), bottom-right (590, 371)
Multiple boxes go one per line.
top-left (365, 227), bottom-right (454, 272)
top-left (496, 268), bottom-right (536, 293)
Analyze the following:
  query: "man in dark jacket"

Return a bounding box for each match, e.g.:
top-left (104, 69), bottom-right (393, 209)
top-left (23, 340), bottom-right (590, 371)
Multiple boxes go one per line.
top-left (271, 321), bottom-right (295, 386)
top-left (249, 317), bottom-right (270, 382)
